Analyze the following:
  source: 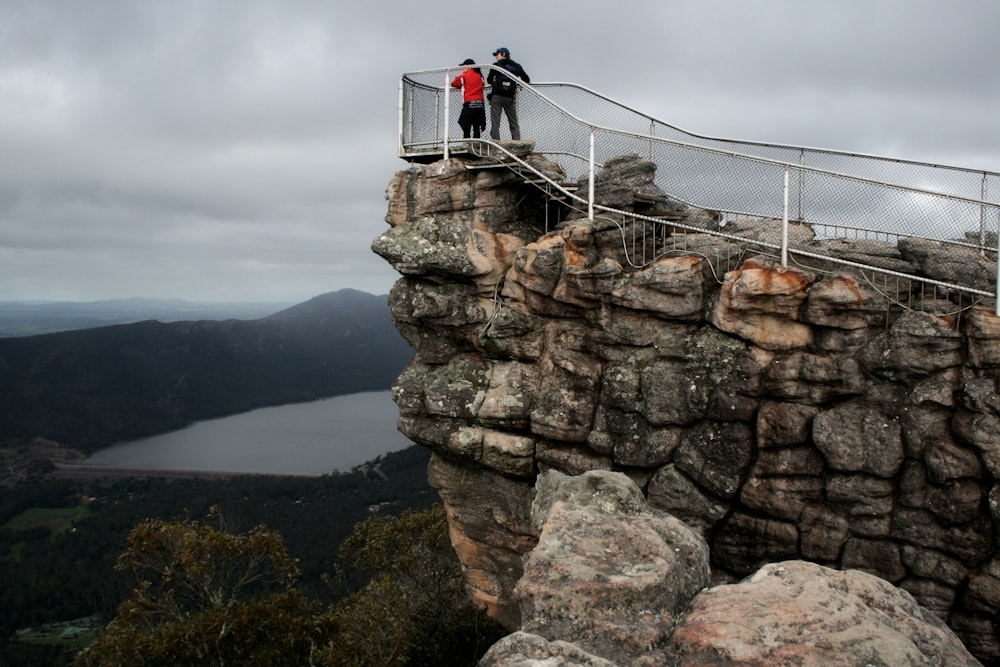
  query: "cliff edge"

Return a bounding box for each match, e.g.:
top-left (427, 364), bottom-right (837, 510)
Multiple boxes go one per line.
top-left (373, 149), bottom-right (1000, 664)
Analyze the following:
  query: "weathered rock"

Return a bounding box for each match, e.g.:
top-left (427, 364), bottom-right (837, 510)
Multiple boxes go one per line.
top-left (509, 233), bottom-right (569, 297)
top-left (826, 473), bottom-right (894, 518)
top-left (901, 544), bottom-right (969, 587)
top-left (756, 400), bottom-right (821, 447)
top-left (860, 310), bottom-right (964, 382)
top-left (373, 216), bottom-right (509, 283)
top-left (588, 405), bottom-right (681, 467)
top-left (712, 512), bottom-right (799, 575)
top-left (388, 279), bottom-right (488, 362)
top-left (377, 151), bottom-right (1000, 663)
top-left (898, 236), bottom-right (996, 293)
top-left (515, 471), bottom-right (710, 666)
top-left (669, 561), bottom-right (981, 666)
top-left (673, 421), bottom-right (754, 499)
top-left (807, 236), bottom-right (915, 276)
top-left (841, 537), bottom-right (906, 582)
top-left (967, 307), bottom-right (1000, 368)
top-left (646, 464), bottom-right (729, 535)
top-left (428, 454), bottom-right (536, 628)
top-left (813, 400), bottom-right (904, 477)
top-left (574, 153), bottom-right (684, 216)
top-left (899, 577), bottom-right (957, 619)
top-left (477, 631), bottom-right (618, 667)
top-left (753, 445), bottom-right (825, 476)
top-left (965, 557), bottom-right (1000, 614)
top-left (801, 274), bottom-right (885, 329)
top-left (954, 409), bottom-right (1000, 477)
top-left (528, 360), bottom-right (601, 442)
top-left (709, 259), bottom-right (814, 351)
top-left (962, 377), bottom-right (1000, 415)
top-left (890, 508), bottom-right (992, 567)
top-left (723, 218), bottom-right (815, 248)
top-left (528, 470), bottom-right (647, 532)
top-left (799, 505), bottom-right (849, 562)
top-left (477, 361), bottom-right (535, 423)
top-left (740, 473), bottom-right (824, 521)
top-left (640, 359), bottom-right (710, 426)
top-left (536, 441), bottom-right (614, 476)
top-left (905, 408), bottom-right (983, 484)
top-left (760, 352), bottom-right (866, 404)
top-left (608, 256), bottom-right (707, 320)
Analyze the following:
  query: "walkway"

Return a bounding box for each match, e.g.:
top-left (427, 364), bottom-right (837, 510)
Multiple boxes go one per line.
top-left (399, 67), bottom-right (1000, 311)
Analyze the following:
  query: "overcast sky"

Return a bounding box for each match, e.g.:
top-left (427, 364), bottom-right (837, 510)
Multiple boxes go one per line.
top-left (2, 0), bottom-right (998, 303)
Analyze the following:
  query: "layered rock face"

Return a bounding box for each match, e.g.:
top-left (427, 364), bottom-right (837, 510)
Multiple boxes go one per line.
top-left (479, 470), bottom-right (979, 666)
top-left (373, 150), bottom-right (1000, 662)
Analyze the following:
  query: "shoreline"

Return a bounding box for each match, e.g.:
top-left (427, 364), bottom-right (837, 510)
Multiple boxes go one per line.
top-left (51, 462), bottom-right (320, 481)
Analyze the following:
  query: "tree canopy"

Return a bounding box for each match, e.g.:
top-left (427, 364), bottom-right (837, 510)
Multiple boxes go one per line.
top-left (75, 505), bottom-right (505, 667)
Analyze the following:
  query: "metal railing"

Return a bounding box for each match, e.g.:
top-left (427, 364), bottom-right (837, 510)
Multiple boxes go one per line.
top-left (399, 67), bottom-right (1000, 313)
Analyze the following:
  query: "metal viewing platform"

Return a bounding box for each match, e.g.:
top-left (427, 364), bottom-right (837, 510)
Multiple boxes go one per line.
top-left (399, 66), bottom-right (1000, 314)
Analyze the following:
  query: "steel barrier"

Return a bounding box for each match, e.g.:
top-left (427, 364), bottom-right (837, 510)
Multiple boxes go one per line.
top-left (399, 67), bottom-right (1000, 313)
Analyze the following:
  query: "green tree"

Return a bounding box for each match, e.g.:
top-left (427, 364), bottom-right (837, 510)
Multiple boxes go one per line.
top-left (75, 504), bottom-right (504, 667)
top-left (318, 505), bottom-right (506, 667)
top-left (75, 509), bottom-right (334, 666)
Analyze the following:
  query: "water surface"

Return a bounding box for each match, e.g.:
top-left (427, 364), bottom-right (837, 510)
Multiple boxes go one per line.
top-left (83, 391), bottom-right (410, 475)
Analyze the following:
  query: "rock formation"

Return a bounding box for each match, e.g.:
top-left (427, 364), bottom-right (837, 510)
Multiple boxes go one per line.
top-left (373, 149), bottom-right (1000, 663)
top-left (479, 470), bottom-right (980, 666)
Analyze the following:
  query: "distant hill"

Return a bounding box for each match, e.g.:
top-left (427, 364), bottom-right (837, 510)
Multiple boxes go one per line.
top-left (0, 297), bottom-right (294, 337)
top-left (0, 289), bottom-right (414, 453)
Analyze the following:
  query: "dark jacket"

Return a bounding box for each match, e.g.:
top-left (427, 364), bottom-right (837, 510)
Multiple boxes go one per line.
top-left (487, 57), bottom-right (530, 97)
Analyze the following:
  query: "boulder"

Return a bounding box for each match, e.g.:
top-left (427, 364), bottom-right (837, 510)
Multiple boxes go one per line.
top-left (669, 560), bottom-right (981, 666)
top-left (515, 470), bottom-right (710, 665)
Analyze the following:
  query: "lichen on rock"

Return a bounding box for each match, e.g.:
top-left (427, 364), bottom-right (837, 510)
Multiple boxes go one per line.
top-left (376, 149), bottom-right (1000, 664)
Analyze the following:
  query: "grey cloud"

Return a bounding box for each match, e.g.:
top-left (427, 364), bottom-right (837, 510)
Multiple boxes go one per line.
top-left (1, 0), bottom-right (999, 302)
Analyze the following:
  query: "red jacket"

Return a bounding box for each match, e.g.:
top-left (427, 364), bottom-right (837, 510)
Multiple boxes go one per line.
top-left (451, 68), bottom-right (484, 103)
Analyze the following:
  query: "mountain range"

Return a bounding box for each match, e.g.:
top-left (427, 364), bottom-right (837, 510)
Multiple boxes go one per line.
top-left (0, 297), bottom-right (294, 338)
top-left (0, 289), bottom-right (413, 453)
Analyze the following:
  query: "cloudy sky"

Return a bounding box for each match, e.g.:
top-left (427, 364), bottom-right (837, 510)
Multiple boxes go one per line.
top-left (2, 0), bottom-right (998, 303)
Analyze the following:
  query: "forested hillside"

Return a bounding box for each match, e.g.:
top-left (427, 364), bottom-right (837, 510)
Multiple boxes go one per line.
top-left (1, 445), bottom-right (440, 666)
top-left (0, 289), bottom-right (413, 453)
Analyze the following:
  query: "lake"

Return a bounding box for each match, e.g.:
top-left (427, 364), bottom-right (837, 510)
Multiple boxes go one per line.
top-left (82, 390), bottom-right (413, 476)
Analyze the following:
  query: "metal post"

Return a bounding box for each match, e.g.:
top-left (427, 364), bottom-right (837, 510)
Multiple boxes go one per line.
top-left (798, 149), bottom-right (805, 221)
top-left (434, 90), bottom-right (442, 143)
top-left (588, 128), bottom-right (595, 222)
top-left (781, 167), bottom-right (790, 267)
top-left (397, 79), bottom-right (404, 157)
top-left (405, 86), bottom-right (414, 153)
top-left (443, 72), bottom-right (451, 160)
top-left (649, 119), bottom-right (655, 161)
top-left (981, 172), bottom-right (988, 253)
top-left (995, 207), bottom-right (999, 316)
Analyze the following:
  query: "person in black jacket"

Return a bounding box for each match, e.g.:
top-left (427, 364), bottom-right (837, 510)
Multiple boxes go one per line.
top-left (486, 47), bottom-right (530, 140)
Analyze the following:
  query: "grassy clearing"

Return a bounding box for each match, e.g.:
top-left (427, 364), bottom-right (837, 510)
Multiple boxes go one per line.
top-left (5, 505), bottom-right (90, 536)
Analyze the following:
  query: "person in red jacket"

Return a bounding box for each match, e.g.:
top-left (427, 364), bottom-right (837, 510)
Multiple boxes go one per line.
top-left (451, 58), bottom-right (486, 139)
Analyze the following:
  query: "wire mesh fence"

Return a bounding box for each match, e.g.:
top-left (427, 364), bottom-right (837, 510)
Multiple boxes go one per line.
top-left (399, 67), bottom-right (1000, 308)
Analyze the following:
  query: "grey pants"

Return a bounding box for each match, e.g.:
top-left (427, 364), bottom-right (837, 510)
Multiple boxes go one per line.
top-left (489, 94), bottom-right (520, 140)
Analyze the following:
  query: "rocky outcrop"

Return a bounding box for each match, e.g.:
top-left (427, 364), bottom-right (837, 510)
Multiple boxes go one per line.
top-left (374, 151), bottom-right (1000, 663)
top-left (671, 560), bottom-right (980, 666)
top-left (479, 470), bottom-right (980, 666)
top-left (515, 470), bottom-right (710, 665)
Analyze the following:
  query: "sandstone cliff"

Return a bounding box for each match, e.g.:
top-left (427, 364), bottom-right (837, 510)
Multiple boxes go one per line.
top-left (373, 147), bottom-right (1000, 664)
top-left (479, 469), bottom-right (980, 666)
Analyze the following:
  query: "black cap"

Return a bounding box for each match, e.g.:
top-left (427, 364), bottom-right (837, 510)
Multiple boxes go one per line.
top-left (460, 58), bottom-right (475, 65)
top-left (492, 47), bottom-right (509, 56)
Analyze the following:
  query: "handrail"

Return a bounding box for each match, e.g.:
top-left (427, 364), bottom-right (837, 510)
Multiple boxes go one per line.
top-left (535, 80), bottom-right (1000, 182)
top-left (399, 67), bottom-right (1000, 313)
